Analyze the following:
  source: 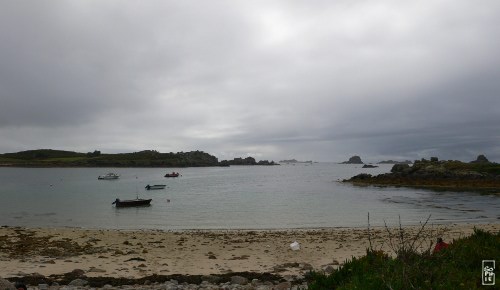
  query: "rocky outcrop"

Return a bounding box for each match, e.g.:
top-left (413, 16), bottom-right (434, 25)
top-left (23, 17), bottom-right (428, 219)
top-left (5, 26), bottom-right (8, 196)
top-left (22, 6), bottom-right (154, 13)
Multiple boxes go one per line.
top-left (343, 157), bottom-right (500, 193)
top-left (219, 157), bottom-right (277, 166)
top-left (257, 160), bottom-right (278, 165)
top-left (470, 154), bottom-right (490, 163)
top-left (341, 156), bottom-right (363, 164)
top-left (391, 163), bottom-right (411, 173)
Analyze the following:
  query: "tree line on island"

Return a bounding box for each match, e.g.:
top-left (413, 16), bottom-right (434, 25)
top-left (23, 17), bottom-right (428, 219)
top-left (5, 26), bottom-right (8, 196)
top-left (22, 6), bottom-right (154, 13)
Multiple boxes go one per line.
top-left (0, 149), bottom-right (277, 167)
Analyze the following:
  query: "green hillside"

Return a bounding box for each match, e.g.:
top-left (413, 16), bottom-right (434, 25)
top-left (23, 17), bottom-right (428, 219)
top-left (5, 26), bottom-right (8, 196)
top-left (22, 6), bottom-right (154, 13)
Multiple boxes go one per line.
top-left (0, 149), bottom-right (219, 167)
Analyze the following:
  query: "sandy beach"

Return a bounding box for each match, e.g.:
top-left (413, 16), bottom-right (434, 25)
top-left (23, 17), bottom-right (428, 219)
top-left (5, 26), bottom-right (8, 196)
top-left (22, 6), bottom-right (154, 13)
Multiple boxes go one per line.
top-left (1, 223), bottom-right (498, 279)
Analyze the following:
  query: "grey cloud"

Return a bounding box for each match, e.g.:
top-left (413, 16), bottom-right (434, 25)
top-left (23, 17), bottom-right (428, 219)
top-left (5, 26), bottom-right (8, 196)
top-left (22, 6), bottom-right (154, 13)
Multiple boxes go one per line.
top-left (1, 1), bottom-right (500, 162)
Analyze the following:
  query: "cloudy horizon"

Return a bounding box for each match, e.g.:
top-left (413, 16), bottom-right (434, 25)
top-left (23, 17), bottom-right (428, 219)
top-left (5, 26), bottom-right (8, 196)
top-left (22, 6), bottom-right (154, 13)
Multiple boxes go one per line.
top-left (1, 1), bottom-right (499, 163)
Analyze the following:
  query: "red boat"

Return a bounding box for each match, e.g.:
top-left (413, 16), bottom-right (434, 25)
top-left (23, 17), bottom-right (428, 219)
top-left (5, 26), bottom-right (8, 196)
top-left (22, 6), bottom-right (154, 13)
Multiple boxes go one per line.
top-left (165, 172), bottom-right (180, 177)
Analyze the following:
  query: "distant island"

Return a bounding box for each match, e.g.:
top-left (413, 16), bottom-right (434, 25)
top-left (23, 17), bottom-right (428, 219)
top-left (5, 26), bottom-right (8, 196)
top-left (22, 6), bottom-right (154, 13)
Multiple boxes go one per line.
top-left (279, 159), bottom-right (313, 164)
top-left (341, 155), bottom-right (412, 165)
top-left (0, 149), bottom-right (277, 168)
top-left (219, 157), bottom-right (277, 166)
top-left (377, 160), bottom-right (413, 164)
top-left (343, 155), bottom-right (500, 193)
top-left (340, 156), bottom-right (364, 164)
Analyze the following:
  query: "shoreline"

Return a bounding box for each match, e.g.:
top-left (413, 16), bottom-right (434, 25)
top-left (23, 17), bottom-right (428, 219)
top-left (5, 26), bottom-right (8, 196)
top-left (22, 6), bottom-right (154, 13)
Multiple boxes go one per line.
top-left (1, 223), bottom-right (499, 280)
top-left (346, 181), bottom-right (500, 195)
top-left (4, 218), bottom-right (499, 232)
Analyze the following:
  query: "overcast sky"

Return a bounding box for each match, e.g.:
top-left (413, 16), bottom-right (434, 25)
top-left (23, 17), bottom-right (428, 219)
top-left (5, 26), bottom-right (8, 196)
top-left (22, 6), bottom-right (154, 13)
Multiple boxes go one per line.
top-left (1, 1), bottom-right (499, 162)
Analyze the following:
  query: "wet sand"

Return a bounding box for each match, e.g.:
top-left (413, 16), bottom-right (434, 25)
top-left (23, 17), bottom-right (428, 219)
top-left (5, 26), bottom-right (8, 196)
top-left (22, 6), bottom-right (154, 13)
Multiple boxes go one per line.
top-left (1, 223), bottom-right (498, 279)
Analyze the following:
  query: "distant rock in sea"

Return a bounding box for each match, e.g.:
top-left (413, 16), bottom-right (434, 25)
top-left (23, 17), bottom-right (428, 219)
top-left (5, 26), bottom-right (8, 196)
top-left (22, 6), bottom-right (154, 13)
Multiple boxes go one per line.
top-left (362, 164), bottom-right (378, 168)
top-left (341, 156), bottom-right (363, 164)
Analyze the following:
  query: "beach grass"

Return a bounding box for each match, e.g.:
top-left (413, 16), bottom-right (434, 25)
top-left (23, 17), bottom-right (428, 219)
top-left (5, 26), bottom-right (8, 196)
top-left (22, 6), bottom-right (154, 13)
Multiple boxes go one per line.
top-left (307, 228), bottom-right (499, 289)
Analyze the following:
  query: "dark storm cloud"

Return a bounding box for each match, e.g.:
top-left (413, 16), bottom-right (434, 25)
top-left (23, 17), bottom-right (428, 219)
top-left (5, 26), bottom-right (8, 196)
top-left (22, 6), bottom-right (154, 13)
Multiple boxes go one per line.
top-left (1, 1), bottom-right (499, 162)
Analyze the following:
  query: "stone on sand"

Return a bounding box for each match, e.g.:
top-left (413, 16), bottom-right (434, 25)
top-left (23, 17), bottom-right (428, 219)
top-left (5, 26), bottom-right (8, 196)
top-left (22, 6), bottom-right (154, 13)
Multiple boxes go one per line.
top-left (0, 278), bottom-right (15, 290)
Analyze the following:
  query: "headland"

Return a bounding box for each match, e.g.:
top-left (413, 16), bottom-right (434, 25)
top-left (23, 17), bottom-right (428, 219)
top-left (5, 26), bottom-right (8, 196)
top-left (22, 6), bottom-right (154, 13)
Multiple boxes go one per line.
top-left (343, 156), bottom-right (500, 194)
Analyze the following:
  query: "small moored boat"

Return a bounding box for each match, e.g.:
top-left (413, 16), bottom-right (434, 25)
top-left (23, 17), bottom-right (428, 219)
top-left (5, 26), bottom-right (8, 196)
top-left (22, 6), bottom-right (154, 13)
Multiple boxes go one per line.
top-left (112, 198), bottom-right (152, 207)
top-left (98, 173), bottom-right (120, 180)
top-left (164, 172), bottom-right (180, 177)
top-left (145, 184), bottom-right (166, 190)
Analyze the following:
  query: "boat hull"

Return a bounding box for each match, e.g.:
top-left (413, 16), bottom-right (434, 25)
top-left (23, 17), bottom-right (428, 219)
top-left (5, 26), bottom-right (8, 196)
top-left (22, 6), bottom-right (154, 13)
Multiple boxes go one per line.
top-left (164, 174), bottom-right (179, 177)
top-left (145, 185), bottom-right (166, 190)
top-left (112, 198), bottom-right (152, 207)
top-left (98, 173), bottom-right (120, 180)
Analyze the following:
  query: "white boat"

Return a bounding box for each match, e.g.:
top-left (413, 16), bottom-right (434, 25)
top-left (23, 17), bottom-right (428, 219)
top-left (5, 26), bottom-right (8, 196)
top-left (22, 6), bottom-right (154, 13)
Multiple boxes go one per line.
top-left (145, 184), bottom-right (166, 190)
top-left (98, 173), bottom-right (120, 180)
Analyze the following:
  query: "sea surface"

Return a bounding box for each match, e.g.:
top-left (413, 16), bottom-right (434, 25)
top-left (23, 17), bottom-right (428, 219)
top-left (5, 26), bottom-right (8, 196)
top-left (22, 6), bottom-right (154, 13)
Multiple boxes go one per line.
top-left (0, 163), bottom-right (498, 230)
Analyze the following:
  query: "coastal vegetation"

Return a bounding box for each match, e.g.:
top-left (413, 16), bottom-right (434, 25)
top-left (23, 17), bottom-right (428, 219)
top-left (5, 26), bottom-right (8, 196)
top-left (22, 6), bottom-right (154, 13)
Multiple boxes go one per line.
top-left (0, 149), bottom-right (279, 167)
top-left (343, 156), bottom-right (500, 193)
top-left (308, 228), bottom-right (499, 289)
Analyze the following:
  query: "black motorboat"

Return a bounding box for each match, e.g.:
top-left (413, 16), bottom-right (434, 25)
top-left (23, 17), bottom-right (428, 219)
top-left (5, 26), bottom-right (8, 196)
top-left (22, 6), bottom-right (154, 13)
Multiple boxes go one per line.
top-left (112, 198), bottom-right (152, 207)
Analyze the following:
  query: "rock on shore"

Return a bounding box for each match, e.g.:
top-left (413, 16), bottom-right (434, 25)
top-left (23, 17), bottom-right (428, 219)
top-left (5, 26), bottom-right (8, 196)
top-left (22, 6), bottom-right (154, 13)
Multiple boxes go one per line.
top-left (3, 275), bottom-right (308, 290)
top-left (0, 278), bottom-right (16, 290)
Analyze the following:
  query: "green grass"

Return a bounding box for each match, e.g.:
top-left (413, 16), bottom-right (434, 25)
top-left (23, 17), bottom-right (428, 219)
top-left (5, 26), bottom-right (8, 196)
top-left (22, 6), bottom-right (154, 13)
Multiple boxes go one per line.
top-left (0, 157), bottom-right (28, 165)
top-left (41, 157), bottom-right (89, 162)
top-left (442, 161), bottom-right (500, 175)
top-left (307, 228), bottom-right (499, 290)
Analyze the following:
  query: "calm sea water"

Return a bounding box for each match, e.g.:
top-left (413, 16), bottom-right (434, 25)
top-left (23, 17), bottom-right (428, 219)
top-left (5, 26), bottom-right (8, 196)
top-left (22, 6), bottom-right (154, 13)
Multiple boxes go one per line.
top-left (0, 164), bottom-right (498, 230)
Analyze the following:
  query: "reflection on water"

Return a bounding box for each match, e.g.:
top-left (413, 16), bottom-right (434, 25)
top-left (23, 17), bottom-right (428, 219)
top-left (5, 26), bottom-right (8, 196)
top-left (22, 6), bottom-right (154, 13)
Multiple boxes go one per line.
top-left (380, 190), bottom-right (499, 224)
top-left (0, 164), bottom-right (498, 230)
